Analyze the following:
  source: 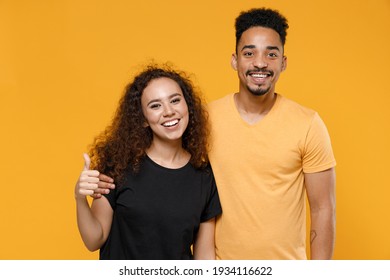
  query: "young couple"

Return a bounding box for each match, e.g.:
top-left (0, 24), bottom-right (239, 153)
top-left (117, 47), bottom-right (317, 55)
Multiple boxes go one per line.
top-left (75, 8), bottom-right (336, 260)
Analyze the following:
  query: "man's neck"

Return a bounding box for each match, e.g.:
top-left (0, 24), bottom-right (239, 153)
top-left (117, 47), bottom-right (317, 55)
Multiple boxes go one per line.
top-left (234, 91), bottom-right (277, 125)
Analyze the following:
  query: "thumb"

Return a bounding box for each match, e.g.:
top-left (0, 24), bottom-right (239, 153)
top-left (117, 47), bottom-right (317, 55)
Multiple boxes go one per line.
top-left (83, 153), bottom-right (91, 170)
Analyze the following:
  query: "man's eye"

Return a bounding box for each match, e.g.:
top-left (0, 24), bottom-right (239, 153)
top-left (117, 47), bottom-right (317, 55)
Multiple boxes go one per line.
top-left (268, 53), bottom-right (278, 58)
top-left (244, 52), bottom-right (253, 57)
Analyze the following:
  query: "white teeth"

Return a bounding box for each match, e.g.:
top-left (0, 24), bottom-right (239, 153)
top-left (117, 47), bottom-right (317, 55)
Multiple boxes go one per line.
top-left (162, 120), bottom-right (179, 127)
top-left (251, 73), bottom-right (268, 78)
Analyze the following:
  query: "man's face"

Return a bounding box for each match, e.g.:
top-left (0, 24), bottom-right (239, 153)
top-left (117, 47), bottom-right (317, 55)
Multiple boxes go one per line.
top-left (232, 26), bottom-right (287, 97)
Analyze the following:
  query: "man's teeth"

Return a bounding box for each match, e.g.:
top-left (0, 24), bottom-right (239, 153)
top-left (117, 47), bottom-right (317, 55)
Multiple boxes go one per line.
top-left (163, 120), bottom-right (179, 127)
top-left (251, 73), bottom-right (269, 78)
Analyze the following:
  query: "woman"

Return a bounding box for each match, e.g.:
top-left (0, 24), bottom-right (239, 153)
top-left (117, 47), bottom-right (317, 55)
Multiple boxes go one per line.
top-left (75, 64), bottom-right (222, 260)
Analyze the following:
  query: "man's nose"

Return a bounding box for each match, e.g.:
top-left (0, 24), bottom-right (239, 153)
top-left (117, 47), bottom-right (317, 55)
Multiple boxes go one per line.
top-left (253, 54), bottom-right (268, 68)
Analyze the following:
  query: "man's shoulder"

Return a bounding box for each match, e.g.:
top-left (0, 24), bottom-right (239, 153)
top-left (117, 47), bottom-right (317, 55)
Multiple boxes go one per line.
top-left (208, 94), bottom-right (233, 109)
top-left (207, 94), bottom-right (233, 117)
top-left (278, 94), bottom-right (317, 117)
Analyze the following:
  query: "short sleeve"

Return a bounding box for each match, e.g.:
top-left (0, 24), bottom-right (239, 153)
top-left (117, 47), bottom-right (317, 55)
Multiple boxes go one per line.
top-left (302, 113), bottom-right (336, 173)
top-left (102, 186), bottom-right (116, 210)
top-left (200, 166), bottom-right (222, 222)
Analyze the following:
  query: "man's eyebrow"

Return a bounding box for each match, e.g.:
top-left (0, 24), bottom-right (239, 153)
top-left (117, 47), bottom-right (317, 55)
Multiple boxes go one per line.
top-left (240, 45), bottom-right (281, 52)
top-left (240, 44), bottom-right (256, 51)
top-left (266, 46), bottom-right (281, 51)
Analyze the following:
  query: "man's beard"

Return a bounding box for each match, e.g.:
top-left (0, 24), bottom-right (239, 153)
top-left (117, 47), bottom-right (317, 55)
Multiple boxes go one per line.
top-left (247, 84), bottom-right (271, 96)
top-left (245, 67), bottom-right (273, 96)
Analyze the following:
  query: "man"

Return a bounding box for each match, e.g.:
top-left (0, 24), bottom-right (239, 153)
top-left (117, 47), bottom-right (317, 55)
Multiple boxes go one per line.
top-left (89, 7), bottom-right (336, 260)
top-left (207, 8), bottom-right (336, 259)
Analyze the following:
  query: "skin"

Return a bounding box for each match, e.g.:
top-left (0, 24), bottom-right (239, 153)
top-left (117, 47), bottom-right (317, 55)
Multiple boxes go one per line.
top-left (141, 78), bottom-right (190, 167)
top-left (75, 154), bottom-right (113, 251)
top-left (305, 168), bottom-right (336, 259)
top-left (75, 77), bottom-right (216, 259)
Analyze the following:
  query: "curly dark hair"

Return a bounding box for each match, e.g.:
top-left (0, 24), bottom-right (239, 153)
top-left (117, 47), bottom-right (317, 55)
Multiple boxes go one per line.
top-left (88, 63), bottom-right (210, 184)
top-left (235, 8), bottom-right (289, 53)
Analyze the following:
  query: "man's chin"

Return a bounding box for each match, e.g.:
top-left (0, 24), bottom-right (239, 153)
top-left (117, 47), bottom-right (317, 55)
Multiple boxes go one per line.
top-left (248, 86), bottom-right (270, 96)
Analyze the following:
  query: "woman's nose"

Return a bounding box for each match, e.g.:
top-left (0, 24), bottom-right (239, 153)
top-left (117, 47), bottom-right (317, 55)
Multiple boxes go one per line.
top-left (163, 104), bottom-right (174, 116)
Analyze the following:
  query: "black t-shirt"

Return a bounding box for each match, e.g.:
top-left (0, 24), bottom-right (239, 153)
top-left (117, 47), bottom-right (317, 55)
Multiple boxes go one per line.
top-left (99, 156), bottom-right (222, 260)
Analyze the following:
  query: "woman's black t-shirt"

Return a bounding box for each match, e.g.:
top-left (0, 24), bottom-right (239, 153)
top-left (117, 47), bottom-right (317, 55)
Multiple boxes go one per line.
top-left (99, 156), bottom-right (222, 260)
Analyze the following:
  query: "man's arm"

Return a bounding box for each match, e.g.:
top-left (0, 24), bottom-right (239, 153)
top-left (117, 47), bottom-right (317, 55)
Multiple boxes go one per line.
top-left (305, 167), bottom-right (336, 259)
top-left (90, 173), bottom-right (115, 199)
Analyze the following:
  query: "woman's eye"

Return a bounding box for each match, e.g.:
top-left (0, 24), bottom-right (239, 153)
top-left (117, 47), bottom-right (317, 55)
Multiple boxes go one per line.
top-left (171, 98), bottom-right (181, 104)
top-left (150, 103), bottom-right (160, 109)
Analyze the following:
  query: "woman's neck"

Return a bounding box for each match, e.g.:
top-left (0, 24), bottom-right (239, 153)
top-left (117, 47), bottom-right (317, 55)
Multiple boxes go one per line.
top-left (146, 141), bottom-right (190, 169)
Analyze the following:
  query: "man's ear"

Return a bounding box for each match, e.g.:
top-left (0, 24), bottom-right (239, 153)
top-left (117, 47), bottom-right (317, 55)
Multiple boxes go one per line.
top-left (282, 55), bottom-right (287, 71)
top-left (231, 53), bottom-right (238, 71)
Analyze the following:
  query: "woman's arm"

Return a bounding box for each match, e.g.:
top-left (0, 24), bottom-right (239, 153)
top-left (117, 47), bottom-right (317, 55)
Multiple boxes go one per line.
top-left (193, 218), bottom-right (216, 260)
top-left (75, 154), bottom-right (114, 251)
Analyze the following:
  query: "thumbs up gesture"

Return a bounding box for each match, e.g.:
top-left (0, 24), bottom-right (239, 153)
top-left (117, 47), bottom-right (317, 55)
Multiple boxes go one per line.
top-left (75, 153), bottom-right (101, 199)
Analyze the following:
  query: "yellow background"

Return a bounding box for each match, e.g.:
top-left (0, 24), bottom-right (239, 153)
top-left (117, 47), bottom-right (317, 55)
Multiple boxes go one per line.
top-left (1, 0), bottom-right (389, 259)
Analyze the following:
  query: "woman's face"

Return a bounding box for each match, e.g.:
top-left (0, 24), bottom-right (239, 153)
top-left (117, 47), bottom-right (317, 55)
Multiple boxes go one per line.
top-left (141, 77), bottom-right (189, 144)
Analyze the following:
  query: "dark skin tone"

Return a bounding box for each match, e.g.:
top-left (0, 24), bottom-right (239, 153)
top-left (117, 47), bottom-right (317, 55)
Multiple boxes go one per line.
top-left (90, 174), bottom-right (114, 199)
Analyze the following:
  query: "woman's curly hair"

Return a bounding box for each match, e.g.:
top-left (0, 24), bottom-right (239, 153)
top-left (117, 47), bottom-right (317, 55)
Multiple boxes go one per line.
top-left (88, 63), bottom-right (210, 185)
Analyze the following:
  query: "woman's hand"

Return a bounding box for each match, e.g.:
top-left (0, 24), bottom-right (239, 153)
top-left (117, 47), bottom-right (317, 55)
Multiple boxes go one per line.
top-left (75, 153), bottom-right (100, 199)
